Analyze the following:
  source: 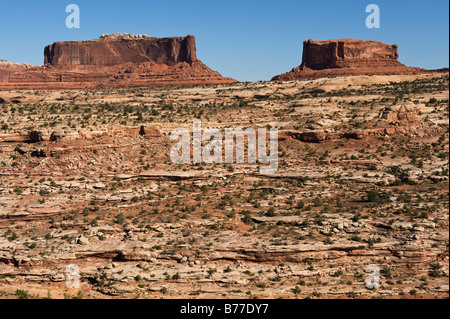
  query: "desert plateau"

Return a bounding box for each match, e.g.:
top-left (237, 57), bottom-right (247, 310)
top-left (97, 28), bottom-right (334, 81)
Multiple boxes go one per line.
top-left (0, 1), bottom-right (448, 303)
top-left (0, 68), bottom-right (448, 299)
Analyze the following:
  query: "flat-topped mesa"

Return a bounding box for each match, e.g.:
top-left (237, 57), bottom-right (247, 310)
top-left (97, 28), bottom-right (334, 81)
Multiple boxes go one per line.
top-left (1, 33), bottom-right (236, 89)
top-left (44, 34), bottom-right (197, 66)
top-left (271, 38), bottom-right (440, 81)
top-left (301, 39), bottom-right (400, 70)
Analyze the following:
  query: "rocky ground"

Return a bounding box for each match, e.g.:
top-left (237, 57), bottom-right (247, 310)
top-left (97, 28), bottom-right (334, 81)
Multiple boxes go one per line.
top-left (0, 72), bottom-right (448, 299)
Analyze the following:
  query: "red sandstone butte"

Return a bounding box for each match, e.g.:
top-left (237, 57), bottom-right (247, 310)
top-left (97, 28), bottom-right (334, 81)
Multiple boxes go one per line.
top-left (44, 34), bottom-right (197, 66)
top-left (272, 39), bottom-right (446, 81)
top-left (0, 33), bottom-right (236, 89)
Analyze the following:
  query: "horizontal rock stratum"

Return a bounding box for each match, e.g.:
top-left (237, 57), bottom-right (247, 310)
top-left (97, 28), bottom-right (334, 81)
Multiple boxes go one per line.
top-left (272, 38), bottom-right (447, 81)
top-left (0, 60), bottom-right (35, 82)
top-left (0, 33), bottom-right (236, 89)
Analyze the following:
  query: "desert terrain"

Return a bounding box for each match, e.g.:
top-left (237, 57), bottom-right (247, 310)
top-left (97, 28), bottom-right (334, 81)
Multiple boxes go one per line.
top-left (0, 71), bottom-right (448, 299)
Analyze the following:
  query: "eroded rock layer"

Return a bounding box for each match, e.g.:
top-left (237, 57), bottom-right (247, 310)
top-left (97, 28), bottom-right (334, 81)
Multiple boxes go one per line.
top-left (0, 60), bottom-right (35, 82)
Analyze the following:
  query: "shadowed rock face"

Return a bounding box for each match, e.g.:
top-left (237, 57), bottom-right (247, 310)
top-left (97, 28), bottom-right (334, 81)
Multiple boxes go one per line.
top-left (272, 38), bottom-right (443, 81)
top-left (44, 35), bottom-right (197, 66)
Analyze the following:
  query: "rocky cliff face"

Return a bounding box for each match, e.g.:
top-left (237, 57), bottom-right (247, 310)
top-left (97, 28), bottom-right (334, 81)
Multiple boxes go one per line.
top-left (1, 34), bottom-right (235, 89)
top-left (301, 39), bottom-right (399, 70)
top-left (272, 39), bottom-right (437, 81)
top-left (44, 34), bottom-right (197, 66)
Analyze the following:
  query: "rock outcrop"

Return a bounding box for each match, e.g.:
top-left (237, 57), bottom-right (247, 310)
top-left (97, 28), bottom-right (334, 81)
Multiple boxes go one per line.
top-left (0, 60), bottom-right (35, 82)
top-left (272, 39), bottom-right (443, 81)
top-left (379, 100), bottom-right (419, 123)
top-left (44, 34), bottom-right (197, 66)
top-left (0, 34), bottom-right (235, 89)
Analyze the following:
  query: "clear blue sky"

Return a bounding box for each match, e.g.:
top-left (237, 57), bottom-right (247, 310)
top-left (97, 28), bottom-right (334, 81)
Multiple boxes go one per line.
top-left (0, 0), bottom-right (448, 81)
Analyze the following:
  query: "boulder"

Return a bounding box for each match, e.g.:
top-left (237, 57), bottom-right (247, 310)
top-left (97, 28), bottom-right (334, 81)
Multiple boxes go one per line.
top-left (139, 125), bottom-right (162, 138)
top-left (77, 236), bottom-right (90, 245)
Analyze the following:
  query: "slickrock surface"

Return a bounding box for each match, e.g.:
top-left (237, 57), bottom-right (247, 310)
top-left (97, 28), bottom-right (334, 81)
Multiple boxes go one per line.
top-left (0, 72), bottom-right (448, 299)
top-left (272, 39), bottom-right (447, 81)
top-left (0, 34), bottom-right (235, 89)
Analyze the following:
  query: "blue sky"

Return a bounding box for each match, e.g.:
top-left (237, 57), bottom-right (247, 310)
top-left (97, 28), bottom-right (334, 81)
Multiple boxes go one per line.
top-left (0, 0), bottom-right (448, 81)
